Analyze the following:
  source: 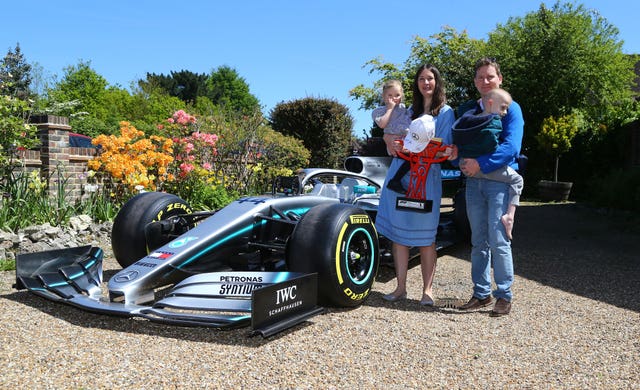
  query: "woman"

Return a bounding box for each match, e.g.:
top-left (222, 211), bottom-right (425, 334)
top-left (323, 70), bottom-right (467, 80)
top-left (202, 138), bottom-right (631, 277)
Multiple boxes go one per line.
top-left (376, 64), bottom-right (455, 306)
top-left (457, 57), bottom-right (524, 317)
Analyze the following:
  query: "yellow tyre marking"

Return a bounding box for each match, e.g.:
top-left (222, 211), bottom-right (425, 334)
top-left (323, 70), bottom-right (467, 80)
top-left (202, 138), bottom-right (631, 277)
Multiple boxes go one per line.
top-left (334, 222), bottom-right (349, 285)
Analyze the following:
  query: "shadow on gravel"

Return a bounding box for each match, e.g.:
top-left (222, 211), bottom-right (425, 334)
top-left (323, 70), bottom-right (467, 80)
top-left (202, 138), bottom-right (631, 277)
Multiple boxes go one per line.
top-left (3, 286), bottom-right (310, 346)
top-left (371, 202), bottom-right (640, 313)
top-left (510, 202), bottom-right (639, 313)
top-left (4, 202), bottom-right (637, 342)
top-left (370, 243), bottom-right (473, 313)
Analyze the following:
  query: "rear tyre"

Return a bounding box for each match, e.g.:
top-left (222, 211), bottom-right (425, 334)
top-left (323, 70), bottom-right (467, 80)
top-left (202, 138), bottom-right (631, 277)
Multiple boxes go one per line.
top-left (112, 192), bottom-right (192, 268)
top-left (287, 203), bottom-right (379, 307)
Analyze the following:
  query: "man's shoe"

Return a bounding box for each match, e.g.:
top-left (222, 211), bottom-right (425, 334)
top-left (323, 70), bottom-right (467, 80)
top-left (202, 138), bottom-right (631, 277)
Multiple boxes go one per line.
top-left (490, 298), bottom-right (512, 317)
top-left (420, 294), bottom-right (434, 307)
top-left (458, 296), bottom-right (493, 310)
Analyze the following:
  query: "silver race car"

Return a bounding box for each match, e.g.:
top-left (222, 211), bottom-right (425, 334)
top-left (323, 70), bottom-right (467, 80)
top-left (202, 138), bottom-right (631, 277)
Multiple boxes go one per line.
top-left (15, 156), bottom-right (466, 337)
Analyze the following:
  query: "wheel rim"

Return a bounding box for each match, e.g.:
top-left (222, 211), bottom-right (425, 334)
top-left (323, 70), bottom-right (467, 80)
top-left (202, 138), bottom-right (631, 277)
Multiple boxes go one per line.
top-left (344, 227), bottom-right (376, 285)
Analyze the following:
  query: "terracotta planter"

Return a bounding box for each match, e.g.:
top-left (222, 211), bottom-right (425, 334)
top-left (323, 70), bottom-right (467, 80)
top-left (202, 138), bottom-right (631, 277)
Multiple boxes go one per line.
top-left (538, 180), bottom-right (572, 201)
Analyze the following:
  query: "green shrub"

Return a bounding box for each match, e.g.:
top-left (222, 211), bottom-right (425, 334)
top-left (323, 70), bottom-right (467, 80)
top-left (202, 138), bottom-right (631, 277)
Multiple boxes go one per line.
top-left (0, 169), bottom-right (78, 231)
top-left (269, 97), bottom-right (353, 169)
top-left (0, 94), bottom-right (38, 169)
top-left (535, 112), bottom-right (581, 182)
top-left (77, 189), bottom-right (119, 222)
top-left (0, 258), bottom-right (15, 271)
top-left (164, 174), bottom-right (236, 211)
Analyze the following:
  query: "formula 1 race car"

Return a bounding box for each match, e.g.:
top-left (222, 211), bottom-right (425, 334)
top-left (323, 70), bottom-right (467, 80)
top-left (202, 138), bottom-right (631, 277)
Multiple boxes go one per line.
top-left (14, 155), bottom-right (467, 337)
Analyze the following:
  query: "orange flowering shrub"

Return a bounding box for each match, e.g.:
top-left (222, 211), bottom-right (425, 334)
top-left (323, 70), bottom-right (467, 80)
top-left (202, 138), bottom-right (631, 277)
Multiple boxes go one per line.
top-left (86, 109), bottom-right (306, 210)
top-left (88, 121), bottom-right (174, 202)
top-left (88, 111), bottom-right (231, 209)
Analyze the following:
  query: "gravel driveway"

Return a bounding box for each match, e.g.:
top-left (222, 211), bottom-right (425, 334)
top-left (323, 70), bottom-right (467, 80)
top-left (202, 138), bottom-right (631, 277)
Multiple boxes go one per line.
top-left (1, 202), bottom-right (638, 389)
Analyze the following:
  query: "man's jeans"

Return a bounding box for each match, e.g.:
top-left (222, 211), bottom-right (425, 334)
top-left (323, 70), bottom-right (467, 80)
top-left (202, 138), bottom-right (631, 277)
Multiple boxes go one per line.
top-left (465, 177), bottom-right (514, 301)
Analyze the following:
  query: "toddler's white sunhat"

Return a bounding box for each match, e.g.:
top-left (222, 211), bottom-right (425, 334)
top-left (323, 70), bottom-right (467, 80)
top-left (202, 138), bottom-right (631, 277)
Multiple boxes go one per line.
top-left (403, 115), bottom-right (435, 153)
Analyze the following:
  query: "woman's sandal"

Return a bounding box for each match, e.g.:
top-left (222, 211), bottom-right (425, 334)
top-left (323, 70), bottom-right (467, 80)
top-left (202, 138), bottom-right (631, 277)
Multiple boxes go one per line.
top-left (382, 292), bottom-right (407, 302)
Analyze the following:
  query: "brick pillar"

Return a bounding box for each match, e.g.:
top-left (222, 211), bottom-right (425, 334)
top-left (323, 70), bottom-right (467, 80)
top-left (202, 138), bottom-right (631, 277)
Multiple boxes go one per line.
top-left (30, 115), bottom-right (72, 198)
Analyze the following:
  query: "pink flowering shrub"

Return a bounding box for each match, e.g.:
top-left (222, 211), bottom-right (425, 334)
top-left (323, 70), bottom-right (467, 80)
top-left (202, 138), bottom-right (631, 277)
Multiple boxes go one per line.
top-left (90, 109), bottom-right (308, 211)
top-left (160, 111), bottom-right (233, 209)
top-left (172, 131), bottom-right (218, 178)
top-left (169, 109), bottom-right (196, 126)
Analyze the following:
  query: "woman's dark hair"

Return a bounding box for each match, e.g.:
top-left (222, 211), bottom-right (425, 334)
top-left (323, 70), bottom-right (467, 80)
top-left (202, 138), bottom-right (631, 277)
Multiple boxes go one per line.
top-left (411, 64), bottom-right (446, 119)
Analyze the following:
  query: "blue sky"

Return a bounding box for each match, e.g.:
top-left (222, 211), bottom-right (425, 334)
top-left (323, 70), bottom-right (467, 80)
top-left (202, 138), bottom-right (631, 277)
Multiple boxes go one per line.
top-left (2, 1), bottom-right (639, 135)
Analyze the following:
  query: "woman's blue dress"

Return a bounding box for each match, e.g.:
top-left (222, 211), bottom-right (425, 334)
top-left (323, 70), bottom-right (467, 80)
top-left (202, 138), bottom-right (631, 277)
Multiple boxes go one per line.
top-left (375, 106), bottom-right (455, 247)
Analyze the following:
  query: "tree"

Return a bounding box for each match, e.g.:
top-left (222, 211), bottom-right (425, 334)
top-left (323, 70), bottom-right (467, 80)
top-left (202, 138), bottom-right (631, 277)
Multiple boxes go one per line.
top-left (488, 2), bottom-right (636, 146)
top-left (350, 2), bottom-right (638, 196)
top-left (138, 67), bottom-right (261, 116)
top-left (205, 65), bottom-right (260, 115)
top-left (140, 70), bottom-right (208, 104)
top-left (349, 27), bottom-right (485, 121)
top-left (487, 1), bottom-right (637, 187)
top-left (536, 112), bottom-right (582, 182)
top-left (48, 61), bottom-right (109, 116)
top-left (43, 62), bottom-right (196, 137)
top-left (126, 90), bottom-right (188, 136)
top-left (353, 3), bottom-right (634, 137)
top-left (0, 43), bottom-right (38, 170)
top-left (0, 43), bottom-right (32, 100)
top-left (46, 61), bottom-right (111, 135)
top-left (269, 97), bottom-right (353, 168)
top-left (28, 62), bottom-right (56, 114)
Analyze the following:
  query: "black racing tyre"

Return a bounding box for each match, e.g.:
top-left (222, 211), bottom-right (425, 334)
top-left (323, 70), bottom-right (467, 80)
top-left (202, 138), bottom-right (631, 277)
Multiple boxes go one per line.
top-left (453, 188), bottom-right (471, 241)
top-left (287, 203), bottom-right (379, 307)
top-left (112, 192), bottom-right (192, 268)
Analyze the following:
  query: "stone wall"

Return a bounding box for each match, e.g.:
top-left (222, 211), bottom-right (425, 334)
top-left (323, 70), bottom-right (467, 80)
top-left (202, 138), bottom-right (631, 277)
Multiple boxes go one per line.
top-left (0, 217), bottom-right (112, 262)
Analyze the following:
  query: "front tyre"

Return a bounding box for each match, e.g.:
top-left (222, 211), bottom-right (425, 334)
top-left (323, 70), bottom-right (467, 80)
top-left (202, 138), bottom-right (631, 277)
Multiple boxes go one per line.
top-left (287, 203), bottom-right (379, 307)
top-left (112, 192), bottom-right (192, 268)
